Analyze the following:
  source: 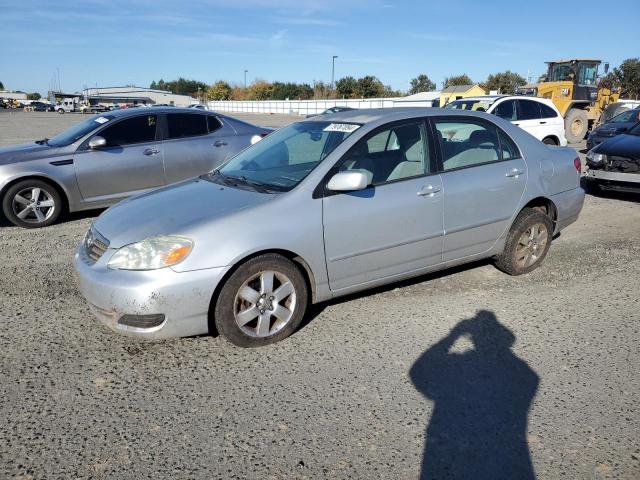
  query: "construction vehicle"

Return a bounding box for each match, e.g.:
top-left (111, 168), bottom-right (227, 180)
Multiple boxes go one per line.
top-left (516, 59), bottom-right (620, 143)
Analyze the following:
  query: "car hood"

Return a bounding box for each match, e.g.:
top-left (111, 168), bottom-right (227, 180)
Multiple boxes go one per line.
top-left (0, 142), bottom-right (63, 166)
top-left (93, 177), bottom-right (275, 248)
top-left (594, 134), bottom-right (640, 158)
top-left (592, 121), bottom-right (635, 137)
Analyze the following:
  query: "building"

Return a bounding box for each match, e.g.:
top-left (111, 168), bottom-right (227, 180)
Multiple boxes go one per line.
top-left (439, 85), bottom-right (486, 106)
top-left (82, 86), bottom-right (196, 107)
top-left (0, 91), bottom-right (28, 101)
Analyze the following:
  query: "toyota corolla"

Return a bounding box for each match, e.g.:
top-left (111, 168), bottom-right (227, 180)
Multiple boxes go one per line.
top-left (74, 108), bottom-right (584, 347)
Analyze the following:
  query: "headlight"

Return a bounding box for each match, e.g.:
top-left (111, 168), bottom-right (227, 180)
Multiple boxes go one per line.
top-left (107, 236), bottom-right (193, 270)
top-left (586, 151), bottom-right (606, 164)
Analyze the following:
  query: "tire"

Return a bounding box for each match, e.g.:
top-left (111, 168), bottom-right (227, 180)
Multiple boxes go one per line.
top-left (214, 254), bottom-right (308, 347)
top-left (2, 179), bottom-right (63, 228)
top-left (542, 137), bottom-right (558, 146)
top-left (564, 108), bottom-right (588, 143)
top-left (57, 108), bottom-right (64, 114)
top-left (494, 208), bottom-right (553, 276)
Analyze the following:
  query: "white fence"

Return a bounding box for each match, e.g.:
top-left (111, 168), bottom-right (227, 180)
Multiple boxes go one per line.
top-left (207, 98), bottom-right (436, 116)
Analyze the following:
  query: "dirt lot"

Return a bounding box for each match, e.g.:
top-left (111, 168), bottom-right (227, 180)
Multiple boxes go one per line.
top-left (0, 110), bottom-right (639, 479)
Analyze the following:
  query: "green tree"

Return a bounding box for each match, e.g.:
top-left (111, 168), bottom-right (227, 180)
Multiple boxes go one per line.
top-left (248, 80), bottom-right (273, 100)
top-left (613, 58), bottom-right (640, 99)
top-left (383, 85), bottom-right (404, 97)
top-left (482, 71), bottom-right (526, 94)
top-left (443, 74), bottom-right (473, 88)
top-left (335, 76), bottom-right (357, 98)
top-left (270, 82), bottom-right (313, 100)
top-left (26, 92), bottom-right (41, 100)
top-left (149, 80), bottom-right (157, 89)
top-left (207, 81), bottom-right (232, 101)
top-left (409, 74), bottom-right (436, 94)
top-left (355, 75), bottom-right (385, 98)
top-left (0, 81), bottom-right (4, 90)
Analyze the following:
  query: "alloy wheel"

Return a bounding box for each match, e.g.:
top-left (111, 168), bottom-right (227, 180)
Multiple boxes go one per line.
top-left (233, 270), bottom-right (297, 338)
top-left (11, 187), bottom-right (56, 224)
top-left (515, 223), bottom-right (548, 269)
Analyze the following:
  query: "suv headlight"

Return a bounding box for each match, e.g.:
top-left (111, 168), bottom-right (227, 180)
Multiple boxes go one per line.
top-left (586, 151), bottom-right (606, 164)
top-left (108, 236), bottom-right (193, 270)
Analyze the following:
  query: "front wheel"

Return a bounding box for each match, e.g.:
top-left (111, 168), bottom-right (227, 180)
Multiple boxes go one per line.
top-left (565, 108), bottom-right (588, 143)
top-left (542, 137), bottom-right (558, 146)
top-left (57, 108), bottom-right (64, 114)
top-left (214, 254), bottom-right (308, 347)
top-left (2, 179), bottom-right (62, 228)
top-left (494, 208), bottom-right (553, 276)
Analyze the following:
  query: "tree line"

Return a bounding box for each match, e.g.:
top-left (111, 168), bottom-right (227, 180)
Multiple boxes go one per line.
top-left (149, 57), bottom-right (640, 101)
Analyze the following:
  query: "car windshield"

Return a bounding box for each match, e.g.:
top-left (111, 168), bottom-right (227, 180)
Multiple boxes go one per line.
top-left (216, 121), bottom-right (360, 191)
top-left (610, 110), bottom-right (640, 123)
top-left (444, 99), bottom-right (495, 112)
top-left (47, 115), bottom-right (114, 147)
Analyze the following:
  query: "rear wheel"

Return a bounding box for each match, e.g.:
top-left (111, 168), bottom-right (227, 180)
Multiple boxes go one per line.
top-left (565, 108), bottom-right (588, 143)
top-left (57, 108), bottom-right (64, 114)
top-left (214, 254), bottom-right (308, 347)
top-left (542, 136), bottom-right (558, 146)
top-left (2, 179), bottom-right (62, 228)
top-left (494, 208), bottom-right (553, 276)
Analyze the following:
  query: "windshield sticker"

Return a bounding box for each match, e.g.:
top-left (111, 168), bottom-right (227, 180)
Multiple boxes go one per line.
top-left (323, 123), bottom-right (360, 133)
top-left (95, 117), bottom-right (109, 124)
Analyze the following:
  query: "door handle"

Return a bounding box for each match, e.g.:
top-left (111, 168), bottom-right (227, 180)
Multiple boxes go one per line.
top-left (214, 140), bottom-right (228, 147)
top-left (539, 121), bottom-right (547, 125)
top-left (513, 122), bottom-right (520, 126)
top-left (505, 168), bottom-right (524, 178)
top-left (417, 184), bottom-right (441, 196)
top-left (143, 148), bottom-right (159, 156)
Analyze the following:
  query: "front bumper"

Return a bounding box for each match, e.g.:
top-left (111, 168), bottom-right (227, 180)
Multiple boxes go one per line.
top-left (74, 246), bottom-right (226, 340)
top-left (587, 168), bottom-right (640, 184)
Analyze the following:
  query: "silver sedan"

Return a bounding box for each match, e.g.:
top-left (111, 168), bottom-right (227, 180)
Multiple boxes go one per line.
top-left (74, 108), bottom-right (585, 347)
top-left (0, 107), bottom-right (270, 228)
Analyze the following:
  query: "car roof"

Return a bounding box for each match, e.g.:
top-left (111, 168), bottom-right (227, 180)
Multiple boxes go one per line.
top-left (106, 107), bottom-right (210, 117)
top-left (300, 107), bottom-right (499, 125)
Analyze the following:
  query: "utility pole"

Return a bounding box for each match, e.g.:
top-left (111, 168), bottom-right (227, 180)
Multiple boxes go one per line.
top-left (244, 70), bottom-right (248, 89)
top-left (331, 56), bottom-right (338, 90)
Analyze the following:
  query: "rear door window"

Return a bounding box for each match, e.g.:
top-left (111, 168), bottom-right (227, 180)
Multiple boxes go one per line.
top-left (207, 115), bottom-right (222, 133)
top-left (100, 115), bottom-right (157, 146)
top-left (517, 100), bottom-right (542, 120)
top-left (493, 100), bottom-right (517, 121)
top-left (167, 113), bottom-right (208, 139)
top-left (539, 103), bottom-right (559, 119)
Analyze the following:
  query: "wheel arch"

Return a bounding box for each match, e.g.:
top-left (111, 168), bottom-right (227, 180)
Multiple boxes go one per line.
top-left (520, 196), bottom-right (558, 228)
top-left (206, 248), bottom-right (318, 335)
top-left (0, 174), bottom-right (70, 213)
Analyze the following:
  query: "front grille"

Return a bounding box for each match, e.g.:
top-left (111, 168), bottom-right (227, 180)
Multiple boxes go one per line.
top-left (82, 227), bottom-right (110, 265)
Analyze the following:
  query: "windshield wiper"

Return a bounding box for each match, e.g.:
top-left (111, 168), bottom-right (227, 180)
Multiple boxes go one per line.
top-left (34, 138), bottom-right (49, 145)
top-left (221, 174), bottom-right (273, 193)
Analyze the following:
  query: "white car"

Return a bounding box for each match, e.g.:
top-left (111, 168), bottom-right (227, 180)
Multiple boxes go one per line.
top-left (445, 95), bottom-right (567, 146)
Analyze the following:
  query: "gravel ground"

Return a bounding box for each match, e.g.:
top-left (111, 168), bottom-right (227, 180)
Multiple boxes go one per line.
top-left (0, 111), bottom-right (639, 479)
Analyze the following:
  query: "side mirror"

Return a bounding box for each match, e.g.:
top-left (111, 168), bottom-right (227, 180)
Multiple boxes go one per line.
top-left (326, 171), bottom-right (369, 192)
top-left (88, 136), bottom-right (106, 149)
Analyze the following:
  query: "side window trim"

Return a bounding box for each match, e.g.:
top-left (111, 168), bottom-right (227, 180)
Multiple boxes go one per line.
top-left (430, 115), bottom-right (522, 174)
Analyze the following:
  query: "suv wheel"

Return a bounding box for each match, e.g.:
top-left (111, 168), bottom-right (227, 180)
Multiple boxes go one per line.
top-left (214, 254), bottom-right (308, 347)
top-left (494, 208), bottom-right (553, 276)
top-left (2, 179), bottom-right (62, 228)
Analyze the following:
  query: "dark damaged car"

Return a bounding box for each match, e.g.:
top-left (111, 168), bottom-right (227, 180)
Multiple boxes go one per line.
top-left (585, 121), bottom-right (640, 194)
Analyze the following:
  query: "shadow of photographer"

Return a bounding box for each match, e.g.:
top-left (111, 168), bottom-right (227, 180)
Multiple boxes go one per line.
top-left (410, 310), bottom-right (539, 479)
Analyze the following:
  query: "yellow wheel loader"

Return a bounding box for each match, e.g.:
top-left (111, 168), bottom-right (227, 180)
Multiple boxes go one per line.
top-left (517, 59), bottom-right (620, 143)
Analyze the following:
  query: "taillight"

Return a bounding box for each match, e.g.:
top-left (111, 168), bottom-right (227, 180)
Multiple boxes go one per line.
top-left (573, 157), bottom-right (582, 174)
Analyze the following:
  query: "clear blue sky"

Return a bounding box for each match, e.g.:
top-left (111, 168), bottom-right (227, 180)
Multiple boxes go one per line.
top-left (2, 0), bottom-right (639, 95)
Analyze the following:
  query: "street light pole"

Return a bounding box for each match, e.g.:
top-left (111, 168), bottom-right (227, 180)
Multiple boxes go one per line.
top-left (331, 56), bottom-right (338, 90)
top-left (244, 70), bottom-right (248, 89)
